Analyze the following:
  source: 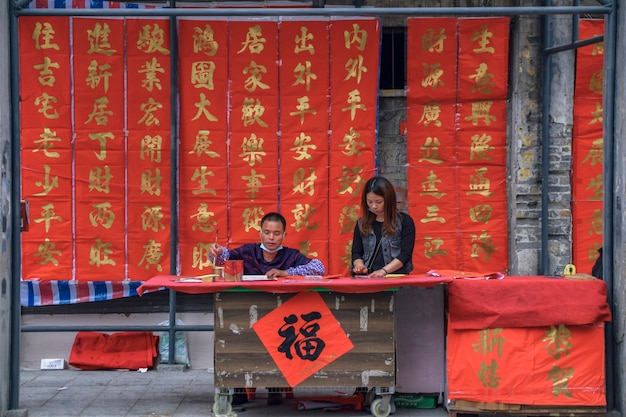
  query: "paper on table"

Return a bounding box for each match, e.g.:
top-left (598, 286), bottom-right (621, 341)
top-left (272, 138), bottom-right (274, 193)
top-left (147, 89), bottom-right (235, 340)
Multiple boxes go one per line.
top-left (242, 275), bottom-right (276, 281)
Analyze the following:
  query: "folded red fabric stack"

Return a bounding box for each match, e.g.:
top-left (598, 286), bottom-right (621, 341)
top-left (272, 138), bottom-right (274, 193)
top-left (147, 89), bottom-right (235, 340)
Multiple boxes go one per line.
top-left (447, 275), bottom-right (612, 329)
top-left (69, 331), bottom-right (159, 370)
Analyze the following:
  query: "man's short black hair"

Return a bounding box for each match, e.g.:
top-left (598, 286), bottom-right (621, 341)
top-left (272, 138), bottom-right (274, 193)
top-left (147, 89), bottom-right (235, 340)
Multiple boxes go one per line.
top-left (261, 212), bottom-right (286, 230)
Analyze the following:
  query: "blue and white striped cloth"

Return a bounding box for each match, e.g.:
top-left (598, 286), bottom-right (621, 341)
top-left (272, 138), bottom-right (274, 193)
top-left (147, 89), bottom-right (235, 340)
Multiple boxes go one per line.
top-left (21, 280), bottom-right (146, 307)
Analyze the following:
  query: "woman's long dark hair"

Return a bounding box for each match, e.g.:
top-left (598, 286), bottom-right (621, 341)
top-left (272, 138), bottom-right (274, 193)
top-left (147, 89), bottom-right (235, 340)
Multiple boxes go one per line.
top-left (359, 176), bottom-right (398, 236)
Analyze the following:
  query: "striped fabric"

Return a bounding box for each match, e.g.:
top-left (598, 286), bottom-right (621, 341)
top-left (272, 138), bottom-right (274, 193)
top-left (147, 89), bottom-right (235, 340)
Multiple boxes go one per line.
top-left (27, 0), bottom-right (157, 8)
top-left (21, 280), bottom-right (148, 307)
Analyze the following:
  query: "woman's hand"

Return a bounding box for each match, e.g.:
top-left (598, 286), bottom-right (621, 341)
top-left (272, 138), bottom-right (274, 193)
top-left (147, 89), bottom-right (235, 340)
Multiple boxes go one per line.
top-left (352, 263), bottom-right (368, 275)
top-left (368, 269), bottom-right (387, 278)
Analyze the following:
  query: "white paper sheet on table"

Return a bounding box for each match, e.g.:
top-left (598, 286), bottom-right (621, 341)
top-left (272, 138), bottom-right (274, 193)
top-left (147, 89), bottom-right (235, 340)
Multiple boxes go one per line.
top-left (241, 275), bottom-right (276, 281)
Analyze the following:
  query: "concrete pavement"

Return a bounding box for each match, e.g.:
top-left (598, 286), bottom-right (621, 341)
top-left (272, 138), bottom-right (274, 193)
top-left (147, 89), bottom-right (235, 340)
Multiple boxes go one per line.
top-left (13, 366), bottom-right (448, 417)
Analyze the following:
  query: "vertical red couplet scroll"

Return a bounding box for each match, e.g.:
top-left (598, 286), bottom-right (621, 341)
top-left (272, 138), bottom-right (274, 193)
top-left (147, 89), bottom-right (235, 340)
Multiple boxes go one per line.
top-left (126, 18), bottom-right (172, 279)
top-left (571, 19), bottom-right (604, 273)
top-left (19, 17), bottom-right (73, 280)
top-left (72, 18), bottom-right (126, 281)
top-left (407, 17), bottom-right (509, 274)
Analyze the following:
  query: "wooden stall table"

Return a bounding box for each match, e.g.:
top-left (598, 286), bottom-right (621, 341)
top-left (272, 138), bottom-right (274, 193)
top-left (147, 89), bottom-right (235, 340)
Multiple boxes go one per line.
top-left (138, 274), bottom-right (451, 417)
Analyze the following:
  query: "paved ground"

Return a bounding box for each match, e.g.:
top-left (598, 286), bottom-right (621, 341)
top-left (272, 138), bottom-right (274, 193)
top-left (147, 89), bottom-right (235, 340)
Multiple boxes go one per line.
top-left (14, 367), bottom-right (448, 417)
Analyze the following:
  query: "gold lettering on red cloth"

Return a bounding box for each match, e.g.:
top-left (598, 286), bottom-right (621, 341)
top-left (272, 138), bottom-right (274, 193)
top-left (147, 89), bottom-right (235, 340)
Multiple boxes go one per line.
top-left (420, 170), bottom-right (445, 199)
top-left (193, 93), bottom-right (218, 121)
top-left (89, 239), bottom-right (117, 266)
top-left (33, 164), bottom-right (59, 196)
top-left (20, 17), bottom-right (73, 280)
top-left (33, 128), bottom-right (61, 157)
top-left (292, 61), bottom-right (316, 91)
top-left (34, 56), bottom-right (60, 86)
top-left (127, 18), bottom-right (171, 279)
top-left (469, 133), bottom-right (495, 161)
top-left (329, 19), bottom-right (379, 274)
top-left (179, 19), bottom-right (228, 274)
top-left (190, 203), bottom-right (217, 233)
top-left (189, 130), bottom-right (220, 158)
top-left (469, 204), bottom-right (493, 224)
top-left (571, 19), bottom-right (605, 271)
top-left (137, 23), bottom-right (170, 55)
top-left (241, 97), bottom-right (268, 127)
top-left (138, 240), bottom-right (165, 272)
top-left (35, 238), bottom-right (62, 265)
top-left (34, 203), bottom-right (63, 233)
top-left (86, 60), bottom-right (112, 92)
top-left (89, 202), bottom-right (115, 229)
top-left (228, 20), bottom-right (278, 246)
top-left (420, 205), bottom-right (446, 224)
top-left (87, 23), bottom-right (116, 55)
top-left (193, 24), bottom-right (219, 56)
top-left (408, 17), bottom-right (509, 273)
top-left (34, 93), bottom-right (59, 119)
top-left (84, 96), bottom-right (113, 125)
top-left (32, 22), bottom-right (60, 50)
top-left (141, 205), bottom-right (165, 232)
top-left (470, 230), bottom-right (495, 261)
top-left (139, 57), bottom-right (165, 92)
top-left (88, 131), bottom-right (114, 161)
top-left (190, 166), bottom-right (216, 195)
top-left (238, 24), bottom-right (266, 54)
top-left (448, 326), bottom-right (606, 405)
top-left (424, 236), bottom-right (447, 258)
top-left (191, 62), bottom-right (216, 90)
top-left (418, 137), bottom-right (443, 164)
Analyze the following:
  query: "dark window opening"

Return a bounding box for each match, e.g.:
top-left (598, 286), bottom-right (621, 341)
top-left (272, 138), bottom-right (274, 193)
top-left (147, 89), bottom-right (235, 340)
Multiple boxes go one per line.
top-left (379, 27), bottom-right (406, 90)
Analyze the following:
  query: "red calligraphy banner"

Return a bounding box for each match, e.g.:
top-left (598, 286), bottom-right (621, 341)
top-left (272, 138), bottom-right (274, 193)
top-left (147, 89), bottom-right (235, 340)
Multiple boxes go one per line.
top-left (572, 19), bottom-right (604, 272)
top-left (572, 201), bottom-right (603, 267)
top-left (458, 18), bottom-right (510, 102)
top-left (253, 291), bottom-right (354, 387)
top-left (329, 18), bottom-right (379, 276)
top-left (407, 18), bottom-right (459, 273)
top-left (228, 20), bottom-right (280, 246)
top-left (126, 18), bottom-right (171, 279)
top-left (407, 17), bottom-right (509, 274)
top-left (178, 19), bottom-right (229, 275)
top-left (411, 166), bottom-right (460, 271)
top-left (279, 19), bottom-right (330, 267)
top-left (19, 17), bottom-right (73, 280)
top-left (406, 18), bottom-right (458, 104)
top-left (73, 18), bottom-right (125, 280)
top-left (447, 325), bottom-right (606, 406)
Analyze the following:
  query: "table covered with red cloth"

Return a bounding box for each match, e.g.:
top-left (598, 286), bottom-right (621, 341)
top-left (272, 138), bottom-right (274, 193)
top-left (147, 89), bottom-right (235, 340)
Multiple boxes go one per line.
top-left (137, 274), bottom-right (452, 296)
top-left (447, 275), bottom-right (612, 329)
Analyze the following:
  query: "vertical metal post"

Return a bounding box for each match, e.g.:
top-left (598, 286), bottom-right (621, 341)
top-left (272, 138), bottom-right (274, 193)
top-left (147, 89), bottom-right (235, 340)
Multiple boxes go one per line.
top-left (168, 0), bottom-right (179, 365)
top-left (540, 1), bottom-right (553, 275)
top-left (602, 0), bottom-right (617, 409)
top-left (8, 0), bottom-right (22, 409)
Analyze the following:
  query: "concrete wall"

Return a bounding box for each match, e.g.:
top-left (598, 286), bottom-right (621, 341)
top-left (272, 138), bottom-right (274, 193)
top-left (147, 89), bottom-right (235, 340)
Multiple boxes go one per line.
top-left (0, 0), bottom-right (13, 415)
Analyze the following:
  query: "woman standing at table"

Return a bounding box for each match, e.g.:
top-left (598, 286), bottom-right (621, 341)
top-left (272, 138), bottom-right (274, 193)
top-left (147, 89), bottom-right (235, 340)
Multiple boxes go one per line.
top-left (351, 176), bottom-right (415, 277)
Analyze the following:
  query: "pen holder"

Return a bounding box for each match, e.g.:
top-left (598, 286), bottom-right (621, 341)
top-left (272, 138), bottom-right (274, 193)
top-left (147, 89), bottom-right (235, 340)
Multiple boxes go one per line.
top-left (224, 260), bottom-right (243, 282)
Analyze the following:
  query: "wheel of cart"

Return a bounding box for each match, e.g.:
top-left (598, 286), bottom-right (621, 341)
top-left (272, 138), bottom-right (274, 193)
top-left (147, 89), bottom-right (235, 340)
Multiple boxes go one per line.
top-left (364, 386), bottom-right (395, 417)
top-left (212, 387), bottom-right (236, 417)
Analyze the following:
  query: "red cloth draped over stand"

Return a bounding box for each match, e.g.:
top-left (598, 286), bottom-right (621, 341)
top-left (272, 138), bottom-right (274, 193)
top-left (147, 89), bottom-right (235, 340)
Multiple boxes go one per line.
top-left (447, 275), bottom-right (611, 329)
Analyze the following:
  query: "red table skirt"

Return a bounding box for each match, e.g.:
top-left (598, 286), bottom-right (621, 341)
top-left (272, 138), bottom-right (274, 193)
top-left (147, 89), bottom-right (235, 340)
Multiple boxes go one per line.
top-left (447, 275), bottom-right (611, 329)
